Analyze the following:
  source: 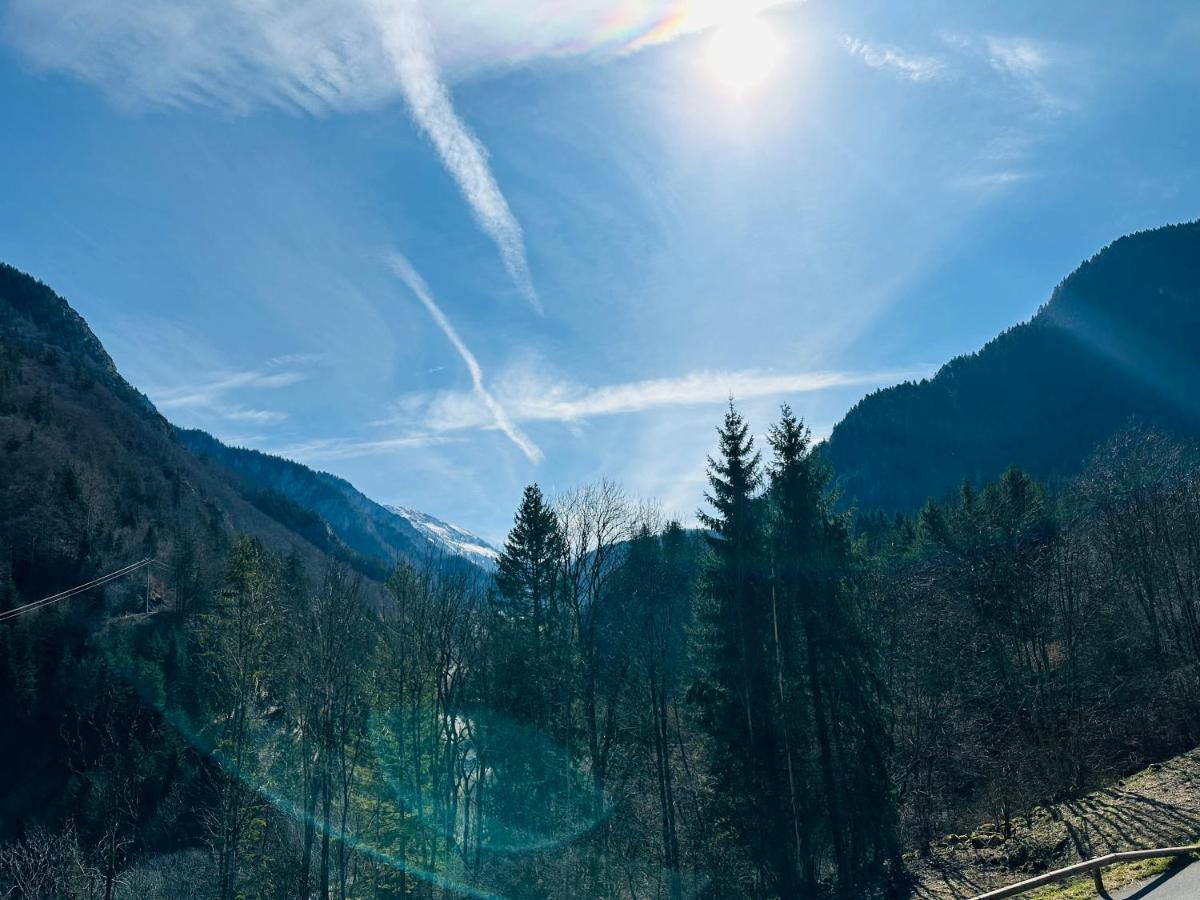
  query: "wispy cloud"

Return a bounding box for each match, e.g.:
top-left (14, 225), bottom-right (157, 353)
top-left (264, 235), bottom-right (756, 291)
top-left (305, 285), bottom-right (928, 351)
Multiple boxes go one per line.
top-left (939, 31), bottom-right (1067, 115)
top-left (264, 352), bottom-right (329, 368)
top-left (223, 408), bottom-right (291, 424)
top-left (954, 170), bottom-right (1033, 190)
top-left (3, 1), bottom-right (800, 101)
top-left (929, 30), bottom-right (1076, 190)
top-left (985, 36), bottom-right (1048, 80)
top-left (270, 433), bottom-right (458, 462)
top-left (983, 35), bottom-right (1066, 114)
top-left (387, 252), bottom-right (544, 463)
top-left (146, 356), bottom-right (315, 426)
top-left (153, 369), bottom-right (306, 411)
top-left (381, 362), bottom-right (930, 436)
top-left (842, 35), bottom-right (946, 83)
top-left (4, 1), bottom-right (800, 310)
top-left (377, 3), bottom-right (540, 311)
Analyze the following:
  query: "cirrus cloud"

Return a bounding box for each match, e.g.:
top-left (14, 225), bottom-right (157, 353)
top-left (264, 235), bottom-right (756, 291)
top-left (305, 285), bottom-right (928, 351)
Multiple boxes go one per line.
top-left (387, 252), bottom-right (544, 464)
top-left (379, 361), bottom-right (931, 437)
top-left (2, 0), bottom-right (801, 110)
top-left (2, 0), bottom-right (793, 313)
top-left (841, 35), bottom-right (946, 83)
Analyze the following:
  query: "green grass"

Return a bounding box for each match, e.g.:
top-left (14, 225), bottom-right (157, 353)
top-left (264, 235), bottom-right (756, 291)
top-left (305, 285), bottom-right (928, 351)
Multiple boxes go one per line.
top-left (1027, 853), bottom-right (1198, 899)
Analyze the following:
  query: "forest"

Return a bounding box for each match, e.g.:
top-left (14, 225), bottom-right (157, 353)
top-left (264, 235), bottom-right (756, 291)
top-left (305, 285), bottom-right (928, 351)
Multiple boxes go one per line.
top-left (2, 391), bottom-right (1199, 898)
top-left (4, 0), bottom-right (1200, 892)
top-left (823, 222), bottom-right (1200, 512)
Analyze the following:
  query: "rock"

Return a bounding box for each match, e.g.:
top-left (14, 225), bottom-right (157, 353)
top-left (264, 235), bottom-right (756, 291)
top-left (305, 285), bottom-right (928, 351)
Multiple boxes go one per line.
top-left (970, 832), bottom-right (1004, 849)
top-left (1006, 846), bottom-right (1030, 870)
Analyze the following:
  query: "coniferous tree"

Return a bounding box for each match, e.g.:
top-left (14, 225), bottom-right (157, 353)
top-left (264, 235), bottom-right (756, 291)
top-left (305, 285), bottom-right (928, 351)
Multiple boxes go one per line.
top-left (493, 483), bottom-right (566, 729)
top-left (694, 402), bottom-right (786, 893)
top-left (764, 406), bottom-right (820, 893)
top-left (768, 405), bottom-right (896, 893)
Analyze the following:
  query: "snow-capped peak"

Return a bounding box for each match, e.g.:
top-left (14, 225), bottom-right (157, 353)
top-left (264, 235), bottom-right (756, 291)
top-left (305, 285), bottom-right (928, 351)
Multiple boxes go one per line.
top-left (386, 505), bottom-right (501, 571)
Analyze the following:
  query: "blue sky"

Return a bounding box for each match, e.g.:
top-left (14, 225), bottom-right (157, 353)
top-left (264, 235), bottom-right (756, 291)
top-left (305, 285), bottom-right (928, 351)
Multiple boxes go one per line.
top-left (2, 0), bottom-right (1199, 542)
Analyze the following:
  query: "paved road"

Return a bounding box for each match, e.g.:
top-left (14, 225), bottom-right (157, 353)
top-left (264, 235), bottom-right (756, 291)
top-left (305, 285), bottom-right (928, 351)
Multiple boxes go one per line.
top-left (1109, 859), bottom-right (1200, 899)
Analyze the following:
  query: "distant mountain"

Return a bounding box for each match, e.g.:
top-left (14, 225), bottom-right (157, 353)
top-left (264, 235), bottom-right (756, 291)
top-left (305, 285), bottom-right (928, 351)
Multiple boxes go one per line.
top-left (176, 429), bottom-right (496, 574)
top-left (386, 505), bottom-right (500, 571)
top-left (822, 221), bottom-right (1200, 512)
top-left (0, 263), bottom-right (361, 607)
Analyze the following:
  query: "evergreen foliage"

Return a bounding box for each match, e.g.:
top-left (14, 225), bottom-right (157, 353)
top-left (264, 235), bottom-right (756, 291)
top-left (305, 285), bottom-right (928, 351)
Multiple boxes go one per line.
top-left (3, 225), bottom-right (1200, 898)
top-left (823, 221), bottom-right (1200, 512)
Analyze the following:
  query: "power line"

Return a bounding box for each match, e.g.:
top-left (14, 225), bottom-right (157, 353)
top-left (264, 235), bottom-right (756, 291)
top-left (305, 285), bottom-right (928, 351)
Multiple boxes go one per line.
top-left (0, 558), bottom-right (169, 623)
top-left (0, 559), bottom-right (151, 622)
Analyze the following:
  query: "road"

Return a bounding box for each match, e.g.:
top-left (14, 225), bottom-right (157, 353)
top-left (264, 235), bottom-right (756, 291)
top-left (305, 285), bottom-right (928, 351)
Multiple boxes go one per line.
top-left (1109, 859), bottom-right (1200, 899)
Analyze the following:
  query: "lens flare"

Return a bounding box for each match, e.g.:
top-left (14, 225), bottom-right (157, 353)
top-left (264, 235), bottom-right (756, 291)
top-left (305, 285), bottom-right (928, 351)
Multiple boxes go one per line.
top-left (115, 642), bottom-right (617, 896)
top-left (370, 706), bottom-right (612, 855)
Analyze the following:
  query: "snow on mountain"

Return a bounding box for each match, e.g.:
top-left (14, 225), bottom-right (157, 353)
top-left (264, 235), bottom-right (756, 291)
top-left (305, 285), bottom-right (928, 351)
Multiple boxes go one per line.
top-left (386, 505), bottom-right (501, 571)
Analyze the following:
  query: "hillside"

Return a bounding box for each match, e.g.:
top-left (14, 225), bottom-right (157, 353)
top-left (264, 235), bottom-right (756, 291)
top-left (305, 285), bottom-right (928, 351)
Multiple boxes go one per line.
top-left (908, 746), bottom-right (1200, 899)
top-left (0, 263), bottom-right (371, 608)
top-left (823, 221), bottom-right (1200, 512)
top-left (0, 261), bottom-right (414, 841)
top-left (176, 428), bottom-right (497, 574)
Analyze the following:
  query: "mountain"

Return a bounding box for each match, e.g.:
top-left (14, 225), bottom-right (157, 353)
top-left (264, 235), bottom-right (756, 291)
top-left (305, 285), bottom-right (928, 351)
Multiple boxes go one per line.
top-left (176, 428), bottom-right (497, 574)
top-left (822, 221), bottom-right (1200, 512)
top-left (386, 505), bottom-right (500, 571)
top-left (0, 262), bottom-right (366, 610)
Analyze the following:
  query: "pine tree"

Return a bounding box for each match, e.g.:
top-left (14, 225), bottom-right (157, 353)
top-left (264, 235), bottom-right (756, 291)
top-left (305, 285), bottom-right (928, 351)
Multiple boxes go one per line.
top-left (694, 402), bottom-right (784, 892)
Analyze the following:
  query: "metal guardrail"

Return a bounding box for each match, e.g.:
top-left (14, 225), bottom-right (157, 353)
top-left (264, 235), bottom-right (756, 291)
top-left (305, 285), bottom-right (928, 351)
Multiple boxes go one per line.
top-left (970, 844), bottom-right (1200, 899)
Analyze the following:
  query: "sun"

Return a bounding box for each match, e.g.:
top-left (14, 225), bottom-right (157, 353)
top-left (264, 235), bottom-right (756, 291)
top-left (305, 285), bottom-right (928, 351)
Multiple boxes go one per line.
top-left (706, 15), bottom-right (783, 93)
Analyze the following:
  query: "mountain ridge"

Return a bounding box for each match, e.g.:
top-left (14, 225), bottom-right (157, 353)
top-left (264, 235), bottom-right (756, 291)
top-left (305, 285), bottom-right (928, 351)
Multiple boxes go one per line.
top-left (0, 263), bottom-right (357, 605)
top-left (821, 220), bottom-right (1200, 512)
top-left (176, 427), bottom-right (497, 574)
top-left (0, 262), bottom-right (490, 612)
top-left (386, 504), bottom-right (500, 571)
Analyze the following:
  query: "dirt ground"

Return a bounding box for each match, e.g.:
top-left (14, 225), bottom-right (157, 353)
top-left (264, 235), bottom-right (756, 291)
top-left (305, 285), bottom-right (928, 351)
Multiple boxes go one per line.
top-left (905, 747), bottom-right (1200, 899)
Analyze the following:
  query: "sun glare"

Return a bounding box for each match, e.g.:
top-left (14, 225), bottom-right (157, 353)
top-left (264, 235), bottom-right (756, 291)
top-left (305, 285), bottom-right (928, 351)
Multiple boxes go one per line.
top-left (706, 15), bottom-right (783, 93)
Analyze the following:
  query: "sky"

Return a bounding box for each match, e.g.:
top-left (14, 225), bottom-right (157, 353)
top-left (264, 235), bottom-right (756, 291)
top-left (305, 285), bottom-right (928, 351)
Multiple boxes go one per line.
top-left (2, 0), bottom-right (1199, 543)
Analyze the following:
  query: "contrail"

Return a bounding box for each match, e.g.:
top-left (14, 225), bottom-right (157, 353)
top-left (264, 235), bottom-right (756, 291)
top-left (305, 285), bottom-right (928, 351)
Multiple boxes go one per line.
top-left (387, 252), bottom-right (544, 463)
top-left (379, 1), bottom-right (542, 313)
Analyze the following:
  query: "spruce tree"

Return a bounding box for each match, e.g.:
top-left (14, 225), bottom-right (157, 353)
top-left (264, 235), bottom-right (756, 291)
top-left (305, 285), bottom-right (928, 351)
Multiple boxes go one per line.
top-left (494, 484), bottom-right (566, 729)
top-left (695, 402), bottom-right (786, 893)
top-left (496, 484), bottom-right (564, 623)
top-left (765, 405), bottom-right (820, 893)
top-left (768, 405), bottom-right (896, 894)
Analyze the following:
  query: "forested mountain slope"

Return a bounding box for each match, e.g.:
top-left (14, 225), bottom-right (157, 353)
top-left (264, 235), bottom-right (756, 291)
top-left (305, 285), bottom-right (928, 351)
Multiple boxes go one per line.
top-left (823, 221), bottom-right (1200, 511)
top-left (3, 256), bottom-right (1200, 898)
top-left (176, 428), bottom-right (496, 574)
top-left (0, 262), bottom-right (368, 608)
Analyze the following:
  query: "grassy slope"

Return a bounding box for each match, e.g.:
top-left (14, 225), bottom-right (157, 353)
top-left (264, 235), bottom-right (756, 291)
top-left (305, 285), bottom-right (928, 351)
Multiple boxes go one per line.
top-left (907, 747), bottom-right (1200, 898)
